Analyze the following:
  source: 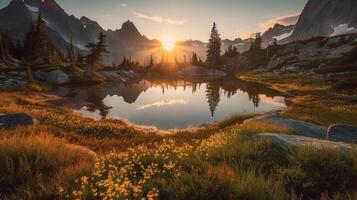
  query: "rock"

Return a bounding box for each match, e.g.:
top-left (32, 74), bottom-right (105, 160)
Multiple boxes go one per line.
top-left (244, 114), bottom-right (326, 139)
top-left (35, 70), bottom-right (70, 84)
top-left (223, 55), bottom-right (250, 71)
top-left (101, 70), bottom-right (141, 83)
top-left (178, 66), bottom-right (226, 79)
top-left (0, 113), bottom-right (36, 129)
top-left (255, 133), bottom-right (354, 152)
top-left (267, 54), bottom-right (296, 71)
top-left (327, 124), bottom-right (357, 143)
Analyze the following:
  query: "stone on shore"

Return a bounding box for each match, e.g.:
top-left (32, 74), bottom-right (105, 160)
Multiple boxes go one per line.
top-left (0, 113), bottom-right (37, 129)
top-left (327, 124), bottom-right (357, 143)
top-left (244, 114), bottom-right (326, 139)
top-left (255, 133), bottom-right (354, 152)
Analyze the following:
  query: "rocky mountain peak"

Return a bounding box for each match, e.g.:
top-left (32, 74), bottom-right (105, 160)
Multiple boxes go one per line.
top-left (289, 0), bottom-right (357, 41)
top-left (121, 20), bottom-right (141, 35)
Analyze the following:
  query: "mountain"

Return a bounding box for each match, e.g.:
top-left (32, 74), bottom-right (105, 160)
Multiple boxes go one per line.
top-left (261, 24), bottom-right (294, 46)
top-left (0, 0), bottom-right (155, 64)
top-left (289, 0), bottom-right (357, 41)
top-left (0, 0), bottom-right (102, 52)
top-left (220, 24), bottom-right (294, 54)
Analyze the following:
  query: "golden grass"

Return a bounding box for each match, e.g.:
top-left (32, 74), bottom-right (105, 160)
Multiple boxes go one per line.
top-left (240, 73), bottom-right (357, 126)
top-left (0, 134), bottom-right (95, 199)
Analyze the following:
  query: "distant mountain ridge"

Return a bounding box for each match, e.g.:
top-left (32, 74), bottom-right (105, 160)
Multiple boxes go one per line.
top-left (0, 0), bottom-right (156, 64)
top-left (2, 0), bottom-right (357, 64)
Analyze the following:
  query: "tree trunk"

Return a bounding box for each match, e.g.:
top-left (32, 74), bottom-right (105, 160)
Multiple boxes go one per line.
top-left (0, 36), bottom-right (8, 64)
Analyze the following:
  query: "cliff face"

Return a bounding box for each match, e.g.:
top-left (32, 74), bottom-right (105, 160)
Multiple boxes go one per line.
top-left (290, 0), bottom-right (357, 41)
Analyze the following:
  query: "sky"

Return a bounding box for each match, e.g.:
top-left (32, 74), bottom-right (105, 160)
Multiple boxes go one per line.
top-left (0, 0), bottom-right (308, 41)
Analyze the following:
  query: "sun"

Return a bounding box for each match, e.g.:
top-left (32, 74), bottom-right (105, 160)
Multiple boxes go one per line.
top-left (161, 38), bottom-right (176, 51)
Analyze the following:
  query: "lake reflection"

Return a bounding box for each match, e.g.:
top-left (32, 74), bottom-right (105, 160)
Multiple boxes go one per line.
top-left (55, 78), bottom-right (287, 130)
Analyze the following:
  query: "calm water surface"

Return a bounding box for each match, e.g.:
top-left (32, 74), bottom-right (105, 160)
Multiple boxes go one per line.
top-left (55, 78), bottom-right (287, 130)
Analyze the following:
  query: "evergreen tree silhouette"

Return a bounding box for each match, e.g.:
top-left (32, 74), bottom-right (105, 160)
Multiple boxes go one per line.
top-left (85, 31), bottom-right (109, 76)
top-left (206, 22), bottom-right (222, 66)
top-left (206, 83), bottom-right (221, 117)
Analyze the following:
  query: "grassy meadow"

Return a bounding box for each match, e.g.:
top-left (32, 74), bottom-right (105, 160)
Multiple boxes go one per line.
top-left (0, 76), bottom-right (356, 199)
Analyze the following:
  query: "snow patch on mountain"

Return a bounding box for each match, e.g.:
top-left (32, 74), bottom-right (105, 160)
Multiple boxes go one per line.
top-left (273, 30), bottom-right (294, 41)
top-left (233, 43), bottom-right (245, 46)
top-left (330, 24), bottom-right (357, 37)
top-left (25, 4), bottom-right (39, 13)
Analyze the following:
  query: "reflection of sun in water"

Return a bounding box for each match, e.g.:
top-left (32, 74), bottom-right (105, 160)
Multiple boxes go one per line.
top-left (161, 38), bottom-right (176, 51)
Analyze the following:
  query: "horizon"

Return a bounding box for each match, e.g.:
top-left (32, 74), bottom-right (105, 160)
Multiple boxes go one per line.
top-left (0, 0), bottom-right (307, 41)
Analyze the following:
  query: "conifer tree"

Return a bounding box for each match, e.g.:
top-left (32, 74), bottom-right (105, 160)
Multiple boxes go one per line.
top-left (206, 22), bottom-right (222, 66)
top-left (254, 32), bottom-right (262, 50)
top-left (85, 31), bottom-right (109, 76)
top-left (224, 45), bottom-right (239, 57)
top-left (67, 37), bottom-right (75, 65)
top-left (191, 52), bottom-right (198, 65)
top-left (149, 55), bottom-right (154, 66)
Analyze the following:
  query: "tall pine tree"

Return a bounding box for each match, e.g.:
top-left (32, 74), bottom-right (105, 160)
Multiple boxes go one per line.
top-left (85, 31), bottom-right (109, 76)
top-left (206, 22), bottom-right (222, 66)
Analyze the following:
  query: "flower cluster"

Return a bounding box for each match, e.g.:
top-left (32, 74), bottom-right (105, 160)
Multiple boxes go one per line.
top-left (197, 131), bottom-right (233, 159)
top-left (63, 139), bottom-right (193, 200)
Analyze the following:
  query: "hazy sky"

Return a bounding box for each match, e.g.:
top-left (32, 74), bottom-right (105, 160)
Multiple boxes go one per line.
top-left (0, 0), bottom-right (308, 41)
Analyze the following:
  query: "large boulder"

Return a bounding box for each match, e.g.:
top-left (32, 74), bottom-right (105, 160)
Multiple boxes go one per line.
top-left (255, 133), bottom-right (354, 152)
top-left (327, 124), bottom-right (357, 143)
top-left (244, 114), bottom-right (327, 139)
top-left (0, 113), bottom-right (36, 129)
top-left (35, 69), bottom-right (70, 84)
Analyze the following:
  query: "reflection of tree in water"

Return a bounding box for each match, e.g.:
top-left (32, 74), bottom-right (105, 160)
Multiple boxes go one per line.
top-left (247, 93), bottom-right (260, 108)
top-left (205, 83), bottom-right (221, 117)
top-left (86, 90), bottom-right (112, 119)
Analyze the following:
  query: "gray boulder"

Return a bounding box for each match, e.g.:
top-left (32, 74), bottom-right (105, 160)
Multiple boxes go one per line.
top-left (256, 133), bottom-right (354, 152)
top-left (35, 70), bottom-right (70, 84)
top-left (244, 114), bottom-right (327, 139)
top-left (267, 54), bottom-right (296, 71)
top-left (327, 124), bottom-right (357, 143)
top-left (0, 113), bottom-right (36, 129)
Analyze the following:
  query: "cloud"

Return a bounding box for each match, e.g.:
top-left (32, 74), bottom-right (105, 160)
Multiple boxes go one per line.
top-left (133, 12), bottom-right (185, 25)
top-left (261, 12), bottom-right (300, 30)
top-left (121, 3), bottom-right (127, 7)
top-left (137, 99), bottom-right (189, 111)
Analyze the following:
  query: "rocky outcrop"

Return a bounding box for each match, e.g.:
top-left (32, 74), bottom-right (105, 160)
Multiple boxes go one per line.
top-left (265, 34), bottom-right (357, 73)
top-left (289, 0), bottom-right (357, 41)
top-left (327, 124), bottom-right (357, 143)
top-left (35, 69), bottom-right (70, 84)
top-left (0, 70), bottom-right (28, 90)
top-left (245, 114), bottom-right (327, 139)
top-left (255, 133), bottom-right (354, 152)
top-left (101, 70), bottom-right (141, 83)
top-left (178, 66), bottom-right (226, 80)
top-left (0, 113), bottom-right (36, 129)
top-left (223, 55), bottom-right (250, 71)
